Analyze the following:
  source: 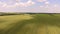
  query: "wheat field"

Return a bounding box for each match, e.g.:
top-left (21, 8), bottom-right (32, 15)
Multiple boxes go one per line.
top-left (0, 14), bottom-right (60, 34)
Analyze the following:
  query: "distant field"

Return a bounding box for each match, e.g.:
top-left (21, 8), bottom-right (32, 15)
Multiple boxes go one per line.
top-left (0, 14), bottom-right (60, 34)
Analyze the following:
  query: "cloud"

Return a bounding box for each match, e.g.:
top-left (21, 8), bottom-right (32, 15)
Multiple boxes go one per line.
top-left (39, 5), bottom-right (60, 13)
top-left (29, 4), bottom-right (60, 13)
top-left (15, 0), bottom-right (35, 7)
top-left (40, 6), bottom-right (44, 8)
top-left (2, 4), bottom-right (7, 7)
top-left (54, 4), bottom-right (59, 7)
top-left (0, 0), bottom-right (35, 8)
top-left (0, 1), bottom-right (35, 13)
top-left (37, 0), bottom-right (47, 2)
top-left (45, 1), bottom-right (50, 5)
top-left (0, 1), bottom-right (5, 5)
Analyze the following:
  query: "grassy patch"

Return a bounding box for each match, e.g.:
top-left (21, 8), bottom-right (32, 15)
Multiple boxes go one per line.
top-left (0, 14), bottom-right (60, 34)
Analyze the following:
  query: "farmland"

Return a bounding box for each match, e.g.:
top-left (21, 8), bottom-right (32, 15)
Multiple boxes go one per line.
top-left (0, 14), bottom-right (60, 34)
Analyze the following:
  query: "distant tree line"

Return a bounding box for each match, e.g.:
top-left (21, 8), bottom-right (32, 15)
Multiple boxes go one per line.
top-left (0, 12), bottom-right (58, 16)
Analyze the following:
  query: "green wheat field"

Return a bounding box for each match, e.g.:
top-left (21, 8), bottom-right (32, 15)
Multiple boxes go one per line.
top-left (0, 14), bottom-right (60, 34)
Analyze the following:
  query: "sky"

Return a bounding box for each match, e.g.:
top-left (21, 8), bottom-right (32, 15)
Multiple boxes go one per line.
top-left (0, 0), bottom-right (60, 13)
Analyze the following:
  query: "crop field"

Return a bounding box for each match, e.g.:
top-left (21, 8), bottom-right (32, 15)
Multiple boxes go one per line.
top-left (0, 14), bottom-right (60, 34)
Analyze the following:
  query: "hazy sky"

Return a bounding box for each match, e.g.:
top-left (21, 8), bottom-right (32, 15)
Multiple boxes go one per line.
top-left (0, 0), bottom-right (60, 13)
